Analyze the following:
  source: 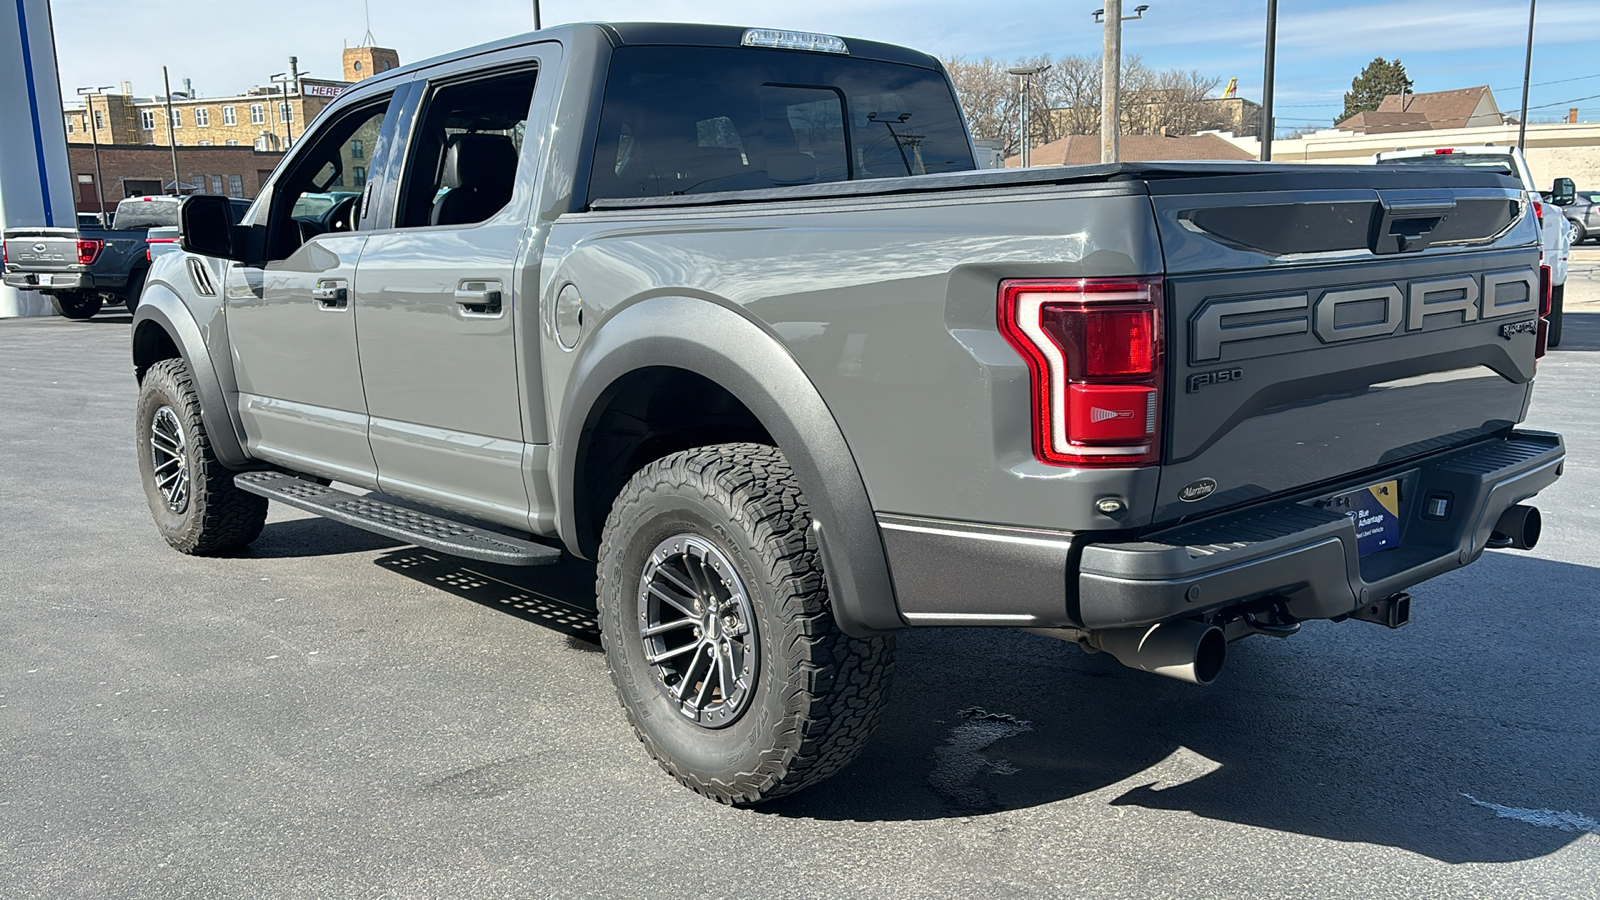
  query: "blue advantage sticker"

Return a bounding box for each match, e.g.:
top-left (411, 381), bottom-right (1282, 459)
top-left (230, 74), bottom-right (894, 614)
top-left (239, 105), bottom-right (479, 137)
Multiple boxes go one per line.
top-left (1347, 480), bottom-right (1401, 556)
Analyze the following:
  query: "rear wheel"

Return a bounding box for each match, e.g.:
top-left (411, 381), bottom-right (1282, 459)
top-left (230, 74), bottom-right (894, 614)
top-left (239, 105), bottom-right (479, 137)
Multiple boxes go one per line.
top-left (1571, 221), bottom-right (1587, 245)
top-left (50, 292), bottom-right (101, 320)
top-left (136, 358), bottom-right (268, 554)
top-left (598, 443), bottom-right (894, 805)
top-left (1548, 284), bottom-right (1565, 349)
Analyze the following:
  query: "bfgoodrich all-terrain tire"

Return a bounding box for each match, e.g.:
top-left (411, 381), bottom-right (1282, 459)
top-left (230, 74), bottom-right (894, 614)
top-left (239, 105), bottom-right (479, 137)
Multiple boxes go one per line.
top-left (50, 292), bottom-right (102, 320)
top-left (598, 443), bottom-right (894, 805)
top-left (136, 358), bottom-right (267, 554)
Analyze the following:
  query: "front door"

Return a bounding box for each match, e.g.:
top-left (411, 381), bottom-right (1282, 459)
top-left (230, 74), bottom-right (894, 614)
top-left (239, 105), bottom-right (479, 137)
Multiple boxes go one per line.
top-left (352, 61), bottom-right (544, 528)
top-left (226, 93), bottom-right (400, 487)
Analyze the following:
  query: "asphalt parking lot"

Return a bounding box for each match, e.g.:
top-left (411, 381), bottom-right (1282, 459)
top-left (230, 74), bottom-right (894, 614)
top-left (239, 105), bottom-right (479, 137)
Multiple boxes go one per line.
top-left (3, 280), bottom-right (1599, 898)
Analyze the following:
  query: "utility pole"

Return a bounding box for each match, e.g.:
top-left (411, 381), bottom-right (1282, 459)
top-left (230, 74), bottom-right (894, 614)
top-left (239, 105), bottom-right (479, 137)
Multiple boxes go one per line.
top-left (270, 71), bottom-right (302, 149)
top-left (533, 0), bottom-right (541, 30)
top-left (76, 85), bottom-right (113, 222)
top-left (1518, 0), bottom-right (1536, 150)
top-left (1007, 64), bottom-right (1049, 167)
top-left (161, 66), bottom-right (180, 194)
top-left (1095, 3), bottom-right (1148, 164)
top-left (1261, 0), bottom-right (1278, 160)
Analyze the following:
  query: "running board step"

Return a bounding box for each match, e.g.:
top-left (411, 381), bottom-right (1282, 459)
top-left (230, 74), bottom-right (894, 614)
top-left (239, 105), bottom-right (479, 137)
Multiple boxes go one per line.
top-left (234, 471), bottom-right (561, 566)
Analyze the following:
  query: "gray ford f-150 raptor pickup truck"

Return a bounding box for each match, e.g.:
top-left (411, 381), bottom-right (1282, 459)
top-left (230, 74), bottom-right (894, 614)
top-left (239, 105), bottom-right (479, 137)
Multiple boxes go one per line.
top-left (131, 23), bottom-right (1564, 805)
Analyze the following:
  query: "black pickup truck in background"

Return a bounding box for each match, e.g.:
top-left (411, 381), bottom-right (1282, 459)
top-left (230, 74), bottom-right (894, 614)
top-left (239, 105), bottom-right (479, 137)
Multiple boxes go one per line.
top-left (3, 195), bottom-right (247, 319)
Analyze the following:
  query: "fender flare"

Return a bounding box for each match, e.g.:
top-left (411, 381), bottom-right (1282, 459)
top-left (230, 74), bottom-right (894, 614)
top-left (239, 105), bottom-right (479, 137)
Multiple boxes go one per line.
top-left (555, 296), bottom-right (904, 637)
top-left (131, 286), bottom-right (252, 469)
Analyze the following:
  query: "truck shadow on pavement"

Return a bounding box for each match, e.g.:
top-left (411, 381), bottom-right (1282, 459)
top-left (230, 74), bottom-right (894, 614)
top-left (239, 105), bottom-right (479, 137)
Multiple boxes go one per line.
top-left (373, 543), bottom-right (1598, 865)
top-left (1552, 309), bottom-right (1600, 352)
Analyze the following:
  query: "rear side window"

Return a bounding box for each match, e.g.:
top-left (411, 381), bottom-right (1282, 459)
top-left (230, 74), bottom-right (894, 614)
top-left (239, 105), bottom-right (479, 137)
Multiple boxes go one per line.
top-left (113, 198), bottom-right (180, 230)
top-left (588, 46), bottom-right (974, 203)
top-left (394, 68), bottom-right (538, 228)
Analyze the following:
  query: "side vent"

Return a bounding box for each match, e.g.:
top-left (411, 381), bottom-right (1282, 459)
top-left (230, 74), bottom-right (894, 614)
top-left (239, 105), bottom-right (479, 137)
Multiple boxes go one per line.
top-left (187, 257), bottom-right (217, 297)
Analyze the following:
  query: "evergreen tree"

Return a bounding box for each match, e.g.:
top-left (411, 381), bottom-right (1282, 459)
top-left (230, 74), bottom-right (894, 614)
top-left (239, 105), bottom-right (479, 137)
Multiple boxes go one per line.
top-left (1338, 58), bottom-right (1413, 124)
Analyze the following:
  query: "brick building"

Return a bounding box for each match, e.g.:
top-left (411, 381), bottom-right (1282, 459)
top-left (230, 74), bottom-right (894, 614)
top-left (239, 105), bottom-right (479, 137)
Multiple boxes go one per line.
top-left (68, 144), bottom-right (284, 215)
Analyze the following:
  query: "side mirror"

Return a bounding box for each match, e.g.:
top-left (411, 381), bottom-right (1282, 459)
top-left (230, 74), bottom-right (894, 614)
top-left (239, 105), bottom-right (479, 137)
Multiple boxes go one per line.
top-left (179, 194), bottom-right (239, 260)
top-left (1550, 177), bottom-right (1576, 206)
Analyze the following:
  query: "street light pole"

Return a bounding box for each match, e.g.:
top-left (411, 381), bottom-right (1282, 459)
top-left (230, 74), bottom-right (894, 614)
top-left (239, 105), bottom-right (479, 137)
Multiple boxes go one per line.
top-left (76, 85), bottom-right (113, 223)
top-left (1518, 0), bottom-right (1536, 151)
top-left (1260, 0), bottom-right (1278, 160)
top-left (533, 0), bottom-right (541, 30)
top-left (1007, 64), bottom-right (1050, 167)
top-left (1094, 3), bottom-right (1148, 164)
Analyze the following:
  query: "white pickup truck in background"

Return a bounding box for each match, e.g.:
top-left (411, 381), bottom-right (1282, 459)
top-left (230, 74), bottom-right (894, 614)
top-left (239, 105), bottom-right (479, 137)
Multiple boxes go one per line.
top-left (1376, 145), bottom-right (1572, 347)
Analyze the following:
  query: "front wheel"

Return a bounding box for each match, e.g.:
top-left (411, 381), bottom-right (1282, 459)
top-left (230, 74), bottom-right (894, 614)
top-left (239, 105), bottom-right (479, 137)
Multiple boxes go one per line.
top-left (50, 292), bottom-right (102, 320)
top-left (598, 443), bottom-right (894, 805)
top-left (136, 358), bottom-right (268, 554)
top-left (1571, 221), bottom-right (1587, 245)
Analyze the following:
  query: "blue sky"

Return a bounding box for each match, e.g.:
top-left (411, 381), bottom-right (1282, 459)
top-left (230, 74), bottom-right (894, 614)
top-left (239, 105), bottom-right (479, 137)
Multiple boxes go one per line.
top-left (51, 0), bottom-right (1600, 132)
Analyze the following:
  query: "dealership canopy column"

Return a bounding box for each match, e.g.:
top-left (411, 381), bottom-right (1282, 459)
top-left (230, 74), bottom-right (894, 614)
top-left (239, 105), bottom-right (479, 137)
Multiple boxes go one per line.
top-left (1, 0), bottom-right (73, 317)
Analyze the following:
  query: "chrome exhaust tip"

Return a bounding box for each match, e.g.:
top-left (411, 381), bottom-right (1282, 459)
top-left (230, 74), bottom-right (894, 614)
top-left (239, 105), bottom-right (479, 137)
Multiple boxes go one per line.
top-left (1094, 619), bottom-right (1227, 685)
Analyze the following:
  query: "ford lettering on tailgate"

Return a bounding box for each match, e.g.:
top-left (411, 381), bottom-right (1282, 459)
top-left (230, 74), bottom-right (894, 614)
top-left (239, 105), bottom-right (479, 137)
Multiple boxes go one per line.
top-left (1190, 268), bottom-right (1539, 363)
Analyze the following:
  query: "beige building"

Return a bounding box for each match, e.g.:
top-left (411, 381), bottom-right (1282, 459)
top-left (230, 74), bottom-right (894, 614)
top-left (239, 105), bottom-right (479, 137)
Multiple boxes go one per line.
top-left (1211, 120), bottom-right (1600, 189)
top-left (64, 46), bottom-right (399, 153)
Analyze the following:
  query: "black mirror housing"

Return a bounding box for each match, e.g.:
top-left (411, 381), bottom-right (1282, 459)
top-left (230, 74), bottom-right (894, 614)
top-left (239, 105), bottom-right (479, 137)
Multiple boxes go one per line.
top-left (180, 195), bottom-right (240, 260)
top-left (1550, 177), bottom-right (1576, 206)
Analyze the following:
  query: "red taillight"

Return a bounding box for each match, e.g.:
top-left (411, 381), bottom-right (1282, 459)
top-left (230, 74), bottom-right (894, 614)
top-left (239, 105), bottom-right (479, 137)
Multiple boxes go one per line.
top-left (2, 240), bottom-right (7, 266)
top-left (1433, 148), bottom-right (1455, 154)
top-left (1533, 200), bottom-right (1544, 225)
top-left (76, 239), bottom-right (103, 266)
top-left (998, 278), bottom-right (1164, 467)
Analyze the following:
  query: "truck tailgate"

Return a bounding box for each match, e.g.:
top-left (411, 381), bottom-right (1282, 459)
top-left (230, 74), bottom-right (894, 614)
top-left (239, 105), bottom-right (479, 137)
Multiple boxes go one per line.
top-left (1147, 169), bottom-right (1540, 522)
top-left (3, 229), bottom-right (82, 275)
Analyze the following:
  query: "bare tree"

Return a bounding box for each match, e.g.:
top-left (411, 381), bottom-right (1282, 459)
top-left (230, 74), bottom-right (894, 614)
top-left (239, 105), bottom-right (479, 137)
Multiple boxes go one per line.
top-left (946, 51), bottom-right (1241, 155)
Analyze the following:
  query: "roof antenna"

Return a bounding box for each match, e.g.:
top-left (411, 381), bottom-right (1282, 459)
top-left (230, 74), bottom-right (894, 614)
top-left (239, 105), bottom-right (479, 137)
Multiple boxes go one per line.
top-left (360, 0), bottom-right (377, 47)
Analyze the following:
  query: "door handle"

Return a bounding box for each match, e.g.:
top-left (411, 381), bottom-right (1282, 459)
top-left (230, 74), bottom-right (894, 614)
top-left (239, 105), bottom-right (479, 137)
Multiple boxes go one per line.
top-left (454, 283), bottom-right (503, 316)
top-left (312, 281), bottom-right (348, 309)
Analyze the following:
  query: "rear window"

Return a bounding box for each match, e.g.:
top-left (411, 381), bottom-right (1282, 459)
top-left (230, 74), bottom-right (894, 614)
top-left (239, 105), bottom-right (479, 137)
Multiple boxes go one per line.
top-left (1379, 154), bottom-right (1518, 178)
top-left (113, 198), bottom-right (181, 230)
top-left (588, 46), bottom-right (974, 203)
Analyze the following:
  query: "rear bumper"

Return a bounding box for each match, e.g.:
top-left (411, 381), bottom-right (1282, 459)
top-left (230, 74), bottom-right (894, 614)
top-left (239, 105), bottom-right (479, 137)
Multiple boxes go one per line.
top-left (879, 430), bottom-right (1563, 630)
top-left (3, 270), bottom-right (124, 293)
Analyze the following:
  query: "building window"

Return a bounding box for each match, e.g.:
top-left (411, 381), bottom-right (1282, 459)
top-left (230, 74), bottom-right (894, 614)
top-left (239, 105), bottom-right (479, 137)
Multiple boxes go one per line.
top-left (225, 139), bottom-right (239, 146)
top-left (277, 102), bottom-right (293, 123)
top-left (94, 110), bottom-right (103, 130)
top-left (350, 139), bottom-right (364, 159)
top-left (223, 105), bottom-right (236, 126)
top-left (210, 175), bottom-right (224, 193)
top-left (249, 104), bottom-right (265, 125)
top-left (65, 115), bottom-right (74, 133)
top-left (353, 166), bottom-right (367, 187)
top-left (171, 109), bottom-right (181, 128)
top-left (195, 107), bottom-right (209, 127)
top-left (197, 140), bottom-right (211, 146)
top-left (227, 175), bottom-right (243, 198)
top-left (140, 110), bottom-right (155, 130)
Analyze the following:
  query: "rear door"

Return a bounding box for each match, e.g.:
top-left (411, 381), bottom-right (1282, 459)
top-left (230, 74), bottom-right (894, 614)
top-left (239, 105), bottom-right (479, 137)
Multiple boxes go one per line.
top-left (351, 46), bottom-right (554, 529)
top-left (1148, 167), bottom-right (1541, 522)
top-left (224, 89), bottom-right (406, 486)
